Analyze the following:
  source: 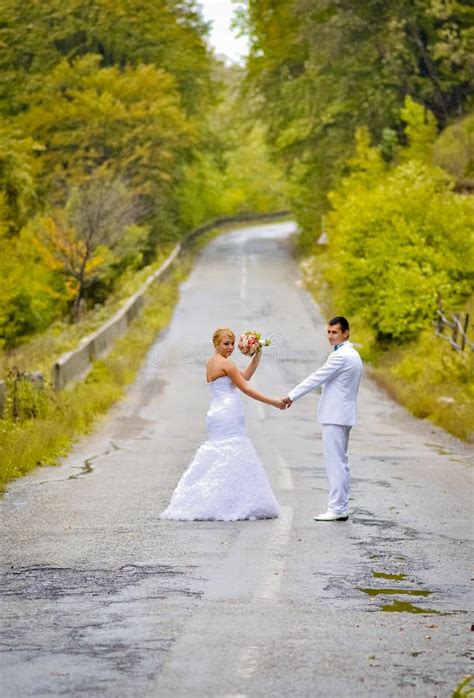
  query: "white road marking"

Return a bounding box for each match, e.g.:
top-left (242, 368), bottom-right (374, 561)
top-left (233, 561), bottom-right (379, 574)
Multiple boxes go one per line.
top-left (254, 506), bottom-right (293, 603)
top-left (236, 645), bottom-right (261, 680)
top-left (275, 452), bottom-right (294, 491)
top-left (233, 507), bottom-right (293, 682)
top-left (240, 256), bottom-right (247, 301)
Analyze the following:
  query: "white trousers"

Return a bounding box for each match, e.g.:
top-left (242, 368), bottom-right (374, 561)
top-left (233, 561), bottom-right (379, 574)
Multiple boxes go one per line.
top-left (321, 424), bottom-right (352, 514)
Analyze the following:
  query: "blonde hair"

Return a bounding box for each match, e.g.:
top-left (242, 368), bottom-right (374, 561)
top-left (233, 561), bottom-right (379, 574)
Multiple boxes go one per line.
top-left (212, 327), bottom-right (235, 348)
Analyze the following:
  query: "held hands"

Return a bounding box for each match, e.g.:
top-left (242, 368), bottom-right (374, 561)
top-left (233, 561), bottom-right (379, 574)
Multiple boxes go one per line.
top-left (271, 397), bottom-right (293, 410)
top-left (272, 398), bottom-right (287, 410)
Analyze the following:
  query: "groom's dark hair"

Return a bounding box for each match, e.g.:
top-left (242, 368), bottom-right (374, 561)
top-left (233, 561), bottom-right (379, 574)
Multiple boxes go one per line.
top-left (328, 316), bottom-right (349, 332)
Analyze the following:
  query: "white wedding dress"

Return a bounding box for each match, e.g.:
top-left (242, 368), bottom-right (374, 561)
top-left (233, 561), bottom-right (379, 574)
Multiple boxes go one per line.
top-left (160, 376), bottom-right (280, 521)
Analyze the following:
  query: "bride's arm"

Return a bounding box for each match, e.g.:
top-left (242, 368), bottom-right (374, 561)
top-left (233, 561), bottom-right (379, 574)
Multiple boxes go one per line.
top-left (225, 361), bottom-right (283, 408)
top-left (239, 350), bottom-right (261, 381)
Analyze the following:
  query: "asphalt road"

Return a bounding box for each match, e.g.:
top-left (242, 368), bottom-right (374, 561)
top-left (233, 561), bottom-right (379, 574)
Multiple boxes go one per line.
top-left (1, 221), bottom-right (472, 697)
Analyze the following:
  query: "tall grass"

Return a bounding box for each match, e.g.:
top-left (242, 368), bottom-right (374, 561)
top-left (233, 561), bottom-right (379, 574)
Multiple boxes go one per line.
top-left (369, 329), bottom-right (473, 442)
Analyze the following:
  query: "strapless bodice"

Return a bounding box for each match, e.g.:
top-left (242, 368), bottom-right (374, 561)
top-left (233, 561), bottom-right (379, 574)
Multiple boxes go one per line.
top-left (207, 375), bottom-right (234, 396)
top-left (206, 375), bottom-right (245, 440)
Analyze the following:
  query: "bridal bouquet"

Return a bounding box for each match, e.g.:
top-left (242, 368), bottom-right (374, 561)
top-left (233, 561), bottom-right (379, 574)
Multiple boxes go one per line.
top-left (238, 330), bottom-right (271, 356)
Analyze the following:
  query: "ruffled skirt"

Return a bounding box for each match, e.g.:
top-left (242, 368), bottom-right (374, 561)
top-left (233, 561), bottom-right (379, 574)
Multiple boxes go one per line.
top-left (160, 435), bottom-right (280, 521)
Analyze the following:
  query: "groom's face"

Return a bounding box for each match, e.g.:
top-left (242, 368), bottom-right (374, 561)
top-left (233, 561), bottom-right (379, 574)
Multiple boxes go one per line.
top-left (327, 324), bottom-right (349, 347)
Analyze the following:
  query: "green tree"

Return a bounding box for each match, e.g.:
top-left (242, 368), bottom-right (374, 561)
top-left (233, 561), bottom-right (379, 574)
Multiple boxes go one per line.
top-left (0, 226), bottom-right (65, 347)
top-left (0, 127), bottom-right (41, 233)
top-left (0, 0), bottom-right (214, 117)
top-left (239, 0), bottom-right (473, 247)
top-left (327, 156), bottom-right (474, 342)
top-left (400, 96), bottom-right (438, 162)
top-left (13, 54), bottom-right (196, 246)
top-left (176, 61), bottom-right (287, 229)
top-left (16, 55), bottom-right (193, 192)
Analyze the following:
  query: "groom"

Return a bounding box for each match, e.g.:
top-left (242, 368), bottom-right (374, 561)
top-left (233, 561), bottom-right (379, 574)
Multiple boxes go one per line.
top-left (283, 316), bottom-right (362, 521)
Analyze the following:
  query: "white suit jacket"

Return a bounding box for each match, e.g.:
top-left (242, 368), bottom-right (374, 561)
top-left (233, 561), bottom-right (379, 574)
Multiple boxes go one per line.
top-left (288, 341), bottom-right (363, 426)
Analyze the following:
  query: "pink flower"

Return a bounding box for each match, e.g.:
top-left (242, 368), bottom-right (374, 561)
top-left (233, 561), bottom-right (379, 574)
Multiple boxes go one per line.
top-left (238, 331), bottom-right (271, 356)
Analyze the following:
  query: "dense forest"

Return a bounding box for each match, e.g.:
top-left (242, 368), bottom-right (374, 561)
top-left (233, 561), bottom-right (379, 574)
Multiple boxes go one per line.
top-left (0, 0), bottom-right (285, 348)
top-left (238, 0), bottom-right (473, 342)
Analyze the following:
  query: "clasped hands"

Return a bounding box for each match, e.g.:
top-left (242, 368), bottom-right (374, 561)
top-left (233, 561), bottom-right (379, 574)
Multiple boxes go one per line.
top-left (275, 396), bottom-right (293, 410)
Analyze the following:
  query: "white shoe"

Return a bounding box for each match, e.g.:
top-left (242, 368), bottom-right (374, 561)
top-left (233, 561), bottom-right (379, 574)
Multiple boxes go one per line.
top-left (313, 511), bottom-right (349, 522)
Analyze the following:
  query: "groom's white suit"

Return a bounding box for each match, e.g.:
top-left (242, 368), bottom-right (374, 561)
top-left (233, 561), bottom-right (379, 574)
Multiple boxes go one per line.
top-left (288, 340), bottom-right (362, 516)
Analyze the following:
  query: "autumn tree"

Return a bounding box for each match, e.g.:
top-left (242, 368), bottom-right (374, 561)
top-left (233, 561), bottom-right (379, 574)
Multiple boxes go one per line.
top-left (32, 175), bottom-right (143, 320)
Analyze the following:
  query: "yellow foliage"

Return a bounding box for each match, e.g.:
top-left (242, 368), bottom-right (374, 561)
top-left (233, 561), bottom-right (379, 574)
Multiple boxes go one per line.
top-left (30, 214), bottom-right (113, 303)
top-left (17, 55), bottom-right (194, 195)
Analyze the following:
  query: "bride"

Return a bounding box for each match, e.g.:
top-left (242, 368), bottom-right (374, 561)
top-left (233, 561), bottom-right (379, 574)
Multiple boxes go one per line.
top-left (160, 328), bottom-right (285, 521)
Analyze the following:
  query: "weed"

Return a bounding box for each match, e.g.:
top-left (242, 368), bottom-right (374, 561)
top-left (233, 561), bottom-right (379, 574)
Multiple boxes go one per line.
top-left (452, 675), bottom-right (474, 698)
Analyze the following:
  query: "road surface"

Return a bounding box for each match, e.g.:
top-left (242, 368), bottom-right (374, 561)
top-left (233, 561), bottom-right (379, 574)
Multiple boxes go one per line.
top-left (1, 221), bottom-right (472, 697)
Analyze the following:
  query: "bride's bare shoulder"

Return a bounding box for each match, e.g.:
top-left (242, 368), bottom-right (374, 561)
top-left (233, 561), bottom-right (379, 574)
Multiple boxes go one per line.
top-left (222, 358), bottom-right (238, 374)
top-left (207, 355), bottom-right (233, 381)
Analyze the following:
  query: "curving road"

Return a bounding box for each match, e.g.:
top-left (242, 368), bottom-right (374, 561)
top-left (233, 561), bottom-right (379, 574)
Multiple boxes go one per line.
top-left (1, 221), bottom-right (472, 697)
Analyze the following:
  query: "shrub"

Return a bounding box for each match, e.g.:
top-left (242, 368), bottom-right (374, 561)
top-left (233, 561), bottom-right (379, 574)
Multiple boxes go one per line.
top-left (327, 160), bottom-right (474, 343)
